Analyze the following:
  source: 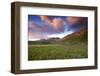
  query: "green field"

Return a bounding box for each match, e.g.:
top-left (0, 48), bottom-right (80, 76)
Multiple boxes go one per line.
top-left (28, 30), bottom-right (88, 60)
top-left (28, 42), bottom-right (88, 60)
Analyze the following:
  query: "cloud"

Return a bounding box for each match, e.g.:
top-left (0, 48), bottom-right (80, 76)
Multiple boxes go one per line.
top-left (28, 16), bottom-right (87, 41)
top-left (28, 21), bottom-right (51, 40)
top-left (28, 18), bottom-right (65, 40)
top-left (40, 16), bottom-right (52, 23)
top-left (66, 17), bottom-right (81, 26)
top-left (52, 18), bottom-right (64, 32)
top-left (40, 16), bottom-right (65, 33)
top-left (28, 31), bottom-right (48, 41)
top-left (28, 21), bottom-right (42, 33)
top-left (65, 17), bottom-right (88, 32)
top-left (28, 21), bottom-right (37, 29)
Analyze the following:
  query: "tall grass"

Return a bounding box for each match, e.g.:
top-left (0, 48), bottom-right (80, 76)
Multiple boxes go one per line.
top-left (28, 42), bottom-right (87, 60)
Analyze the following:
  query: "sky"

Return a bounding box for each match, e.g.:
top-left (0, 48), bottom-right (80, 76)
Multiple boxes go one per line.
top-left (28, 15), bottom-right (87, 41)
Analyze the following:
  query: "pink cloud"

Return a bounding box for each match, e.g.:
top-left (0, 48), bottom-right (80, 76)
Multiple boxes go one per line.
top-left (40, 16), bottom-right (52, 23)
top-left (28, 31), bottom-right (48, 41)
top-left (66, 17), bottom-right (81, 25)
top-left (40, 16), bottom-right (65, 32)
top-left (52, 18), bottom-right (64, 32)
top-left (28, 16), bottom-right (67, 41)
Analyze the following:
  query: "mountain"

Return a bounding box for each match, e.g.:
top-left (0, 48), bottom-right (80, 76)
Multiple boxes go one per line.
top-left (28, 37), bottom-right (60, 45)
top-left (61, 28), bottom-right (87, 42)
top-left (28, 28), bottom-right (87, 45)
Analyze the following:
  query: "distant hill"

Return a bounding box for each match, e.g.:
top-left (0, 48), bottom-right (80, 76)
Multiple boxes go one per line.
top-left (28, 28), bottom-right (87, 45)
top-left (28, 37), bottom-right (60, 45)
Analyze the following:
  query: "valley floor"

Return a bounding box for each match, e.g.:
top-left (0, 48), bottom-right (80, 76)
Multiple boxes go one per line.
top-left (28, 42), bottom-right (88, 60)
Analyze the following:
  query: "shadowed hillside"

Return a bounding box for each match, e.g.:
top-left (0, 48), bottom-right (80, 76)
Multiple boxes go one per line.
top-left (61, 28), bottom-right (87, 42)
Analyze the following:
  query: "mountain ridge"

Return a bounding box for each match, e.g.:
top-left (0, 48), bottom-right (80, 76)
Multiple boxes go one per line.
top-left (61, 28), bottom-right (87, 41)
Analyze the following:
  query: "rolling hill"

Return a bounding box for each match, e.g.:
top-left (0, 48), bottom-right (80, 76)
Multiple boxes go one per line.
top-left (28, 28), bottom-right (87, 45)
top-left (61, 28), bottom-right (87, 41)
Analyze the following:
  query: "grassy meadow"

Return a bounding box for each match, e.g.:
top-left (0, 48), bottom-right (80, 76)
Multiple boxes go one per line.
top-left (28, 40), bottom-right (88, 60)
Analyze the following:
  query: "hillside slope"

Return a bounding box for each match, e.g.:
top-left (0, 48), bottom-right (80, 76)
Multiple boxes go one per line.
top-left (61, 28), bottom-right (87, 41)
